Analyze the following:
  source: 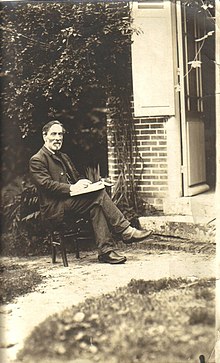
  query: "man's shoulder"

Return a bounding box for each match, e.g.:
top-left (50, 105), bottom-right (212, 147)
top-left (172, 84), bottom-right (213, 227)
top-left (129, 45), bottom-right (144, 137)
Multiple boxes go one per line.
top-left (30, 147), bottom-right (47, 162)
top-left (30, 147), bottom-right (72, 165)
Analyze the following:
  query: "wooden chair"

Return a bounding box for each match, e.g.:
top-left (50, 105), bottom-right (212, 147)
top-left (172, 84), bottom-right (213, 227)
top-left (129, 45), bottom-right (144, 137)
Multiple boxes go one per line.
top-left (20, 185), bottom-right (93, 267)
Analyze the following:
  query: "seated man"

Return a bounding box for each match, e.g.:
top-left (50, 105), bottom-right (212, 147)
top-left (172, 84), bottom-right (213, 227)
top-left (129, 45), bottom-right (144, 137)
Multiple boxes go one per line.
top-left (29, 120), bottom-right (152, 264)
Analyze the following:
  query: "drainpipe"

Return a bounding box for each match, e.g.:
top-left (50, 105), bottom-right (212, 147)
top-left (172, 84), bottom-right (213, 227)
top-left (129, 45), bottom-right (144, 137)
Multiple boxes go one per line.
top-left (216, 0), bottom-right (220, 361)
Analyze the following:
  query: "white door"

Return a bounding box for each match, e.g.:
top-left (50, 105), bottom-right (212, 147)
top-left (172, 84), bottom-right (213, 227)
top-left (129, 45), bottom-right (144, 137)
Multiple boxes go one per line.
top-left (176, 1), bottom-right (209, 196)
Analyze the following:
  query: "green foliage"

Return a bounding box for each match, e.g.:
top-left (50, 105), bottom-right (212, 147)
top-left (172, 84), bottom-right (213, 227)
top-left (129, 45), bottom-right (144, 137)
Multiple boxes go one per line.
top-left (182, 0), bottom-right (215, 9)
top-left (2, 177), bottom-right (40, 233)
top-left (1, 2), bottom-right (140, 204)
top-left (1, 176), bottom-right (49, 256)
top-left (1, 2), bottom-right (133, 137)
top-left (1, 231), bottom-right (50, 257)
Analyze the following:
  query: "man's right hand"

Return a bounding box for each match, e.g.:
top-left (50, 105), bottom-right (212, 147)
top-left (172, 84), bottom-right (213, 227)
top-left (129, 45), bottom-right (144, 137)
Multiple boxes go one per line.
top-left (70, 179), bottom-right (92, 194)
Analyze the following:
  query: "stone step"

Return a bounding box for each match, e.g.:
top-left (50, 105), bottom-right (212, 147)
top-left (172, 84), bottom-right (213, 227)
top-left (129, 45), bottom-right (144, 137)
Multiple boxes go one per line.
top-left (163, 191), bottom-right (216, 223)
top-left (139, 215), bottom-right (216, 243)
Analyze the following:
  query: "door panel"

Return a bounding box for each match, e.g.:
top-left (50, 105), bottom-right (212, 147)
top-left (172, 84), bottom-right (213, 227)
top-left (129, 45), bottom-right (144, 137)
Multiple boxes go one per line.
top-left (187, 118), bottom-right (206, 186)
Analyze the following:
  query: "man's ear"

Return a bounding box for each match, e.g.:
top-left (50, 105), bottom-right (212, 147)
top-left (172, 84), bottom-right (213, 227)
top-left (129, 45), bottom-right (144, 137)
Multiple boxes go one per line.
top-left (43, 133), bottom-right (47, 142)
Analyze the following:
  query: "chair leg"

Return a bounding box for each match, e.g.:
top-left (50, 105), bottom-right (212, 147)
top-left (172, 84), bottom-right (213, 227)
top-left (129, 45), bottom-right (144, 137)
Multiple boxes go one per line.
top-left (59, 234), bottom-right (68, 267)
top-left (61, 248), bottom-right (68, 267)
top-left (75, 238), bottom-right (80, 259)
top-left (52, 243), bottom-right (56, 264)
top-left (50, 233), bottom-right (57, 264)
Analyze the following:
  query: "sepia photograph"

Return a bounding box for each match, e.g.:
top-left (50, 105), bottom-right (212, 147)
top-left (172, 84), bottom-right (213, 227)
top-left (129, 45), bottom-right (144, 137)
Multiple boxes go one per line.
top-left (0, 1), bottom-right (219, 362)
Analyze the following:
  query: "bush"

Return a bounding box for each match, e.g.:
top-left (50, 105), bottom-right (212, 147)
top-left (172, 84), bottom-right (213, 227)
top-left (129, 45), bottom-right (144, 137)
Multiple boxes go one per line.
top-left (1, 232), bottom-right (50, 257)
top-left (1, 176), bottom-right (49, 256)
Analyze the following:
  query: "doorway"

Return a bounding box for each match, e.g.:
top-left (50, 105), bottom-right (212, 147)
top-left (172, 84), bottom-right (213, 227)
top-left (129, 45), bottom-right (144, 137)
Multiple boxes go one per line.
top-left (177, 1), bottom-right (216, 196)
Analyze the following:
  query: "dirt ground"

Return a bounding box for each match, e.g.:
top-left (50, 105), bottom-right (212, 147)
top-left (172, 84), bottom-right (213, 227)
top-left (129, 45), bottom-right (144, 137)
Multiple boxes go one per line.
top-left (0, 239), bottom-right (216, 363)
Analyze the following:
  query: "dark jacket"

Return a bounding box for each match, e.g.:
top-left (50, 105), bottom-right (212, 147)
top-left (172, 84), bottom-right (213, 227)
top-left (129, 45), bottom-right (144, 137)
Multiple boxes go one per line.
top-left (29, 146), bottom-right (81, 223)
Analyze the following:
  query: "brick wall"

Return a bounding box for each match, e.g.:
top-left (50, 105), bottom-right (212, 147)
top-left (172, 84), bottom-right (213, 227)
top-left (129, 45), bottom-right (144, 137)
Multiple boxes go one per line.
top-left (134, 117), bottom-right (168, 210)
top-left (107, 116), bottom-right (168, 211)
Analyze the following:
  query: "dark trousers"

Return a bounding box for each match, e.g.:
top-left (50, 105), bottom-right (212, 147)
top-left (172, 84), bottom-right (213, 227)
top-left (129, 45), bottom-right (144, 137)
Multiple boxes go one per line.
top-left (63, 189), bottom-right (130, 254)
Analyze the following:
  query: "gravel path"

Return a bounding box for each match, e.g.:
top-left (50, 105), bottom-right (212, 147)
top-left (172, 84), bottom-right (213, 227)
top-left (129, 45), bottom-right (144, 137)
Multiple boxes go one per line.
top-left (0, 248), bottom-right (215, 363)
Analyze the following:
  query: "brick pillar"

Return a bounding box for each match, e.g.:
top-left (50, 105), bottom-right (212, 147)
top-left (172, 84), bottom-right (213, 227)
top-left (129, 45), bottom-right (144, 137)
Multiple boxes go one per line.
top-left (106, 113), bottom-right (169, 210)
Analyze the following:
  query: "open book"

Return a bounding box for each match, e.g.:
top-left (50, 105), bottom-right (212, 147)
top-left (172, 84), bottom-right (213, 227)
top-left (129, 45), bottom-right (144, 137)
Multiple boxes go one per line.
top-left (70, 180), bottom-right (105, 196)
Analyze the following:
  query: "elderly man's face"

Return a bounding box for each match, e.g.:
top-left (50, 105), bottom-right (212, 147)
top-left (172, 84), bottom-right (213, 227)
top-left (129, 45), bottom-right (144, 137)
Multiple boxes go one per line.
top-left (43, 124), bottom-right (64, 152)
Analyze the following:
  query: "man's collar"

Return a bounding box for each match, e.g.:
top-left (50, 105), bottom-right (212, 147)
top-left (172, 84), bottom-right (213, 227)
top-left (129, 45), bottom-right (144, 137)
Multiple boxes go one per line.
top-left (42, 146), bottom-right (62, 161)
top-left (43, 144), bottom-right (55, 154)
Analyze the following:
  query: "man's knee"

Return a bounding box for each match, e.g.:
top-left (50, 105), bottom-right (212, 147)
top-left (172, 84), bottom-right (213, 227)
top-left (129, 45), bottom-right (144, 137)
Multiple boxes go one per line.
top-left (91, 189), bottom-right (106, 204)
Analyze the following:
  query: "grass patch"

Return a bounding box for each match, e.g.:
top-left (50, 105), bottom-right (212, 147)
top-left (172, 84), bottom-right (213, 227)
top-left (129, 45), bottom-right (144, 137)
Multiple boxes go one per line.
top-left (0, 263), bottom-right (43, 304)
top-left (18, 277), bottom-right (215, 363)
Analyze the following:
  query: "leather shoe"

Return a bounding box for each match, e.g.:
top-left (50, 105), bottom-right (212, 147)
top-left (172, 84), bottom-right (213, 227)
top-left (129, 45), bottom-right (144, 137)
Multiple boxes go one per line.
top-left (98, 251), bottom-right (127, 264)
top-left (123, 229), bottom-right (152, 244)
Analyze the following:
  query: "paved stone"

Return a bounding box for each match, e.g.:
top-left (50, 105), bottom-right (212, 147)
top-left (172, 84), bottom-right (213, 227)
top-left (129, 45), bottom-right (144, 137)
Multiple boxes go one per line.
top-left (140, 215), bottom-right (215, 242)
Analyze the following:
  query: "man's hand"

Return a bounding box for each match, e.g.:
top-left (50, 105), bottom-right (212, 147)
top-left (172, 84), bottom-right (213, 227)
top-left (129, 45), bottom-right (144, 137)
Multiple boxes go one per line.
top-left (70, 179), bottom-right (92, 194)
